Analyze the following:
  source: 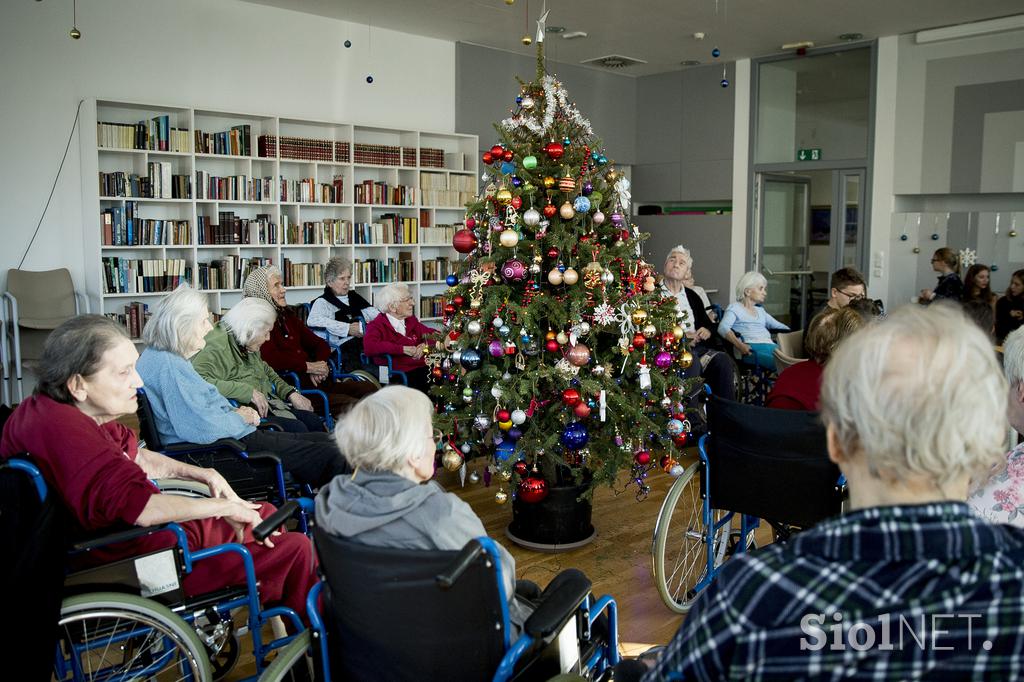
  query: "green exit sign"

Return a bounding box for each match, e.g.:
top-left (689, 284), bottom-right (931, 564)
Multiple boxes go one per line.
top-left (797, 148), bottom-right (822, 161)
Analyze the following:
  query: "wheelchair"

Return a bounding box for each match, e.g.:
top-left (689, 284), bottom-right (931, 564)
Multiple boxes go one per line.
top-left (2, 456), bottom-right (312, 681)
top-left (260, 517), bottom-right (620, 682)
top-left (361, 351), bottom-right (408, 386)
top-left (301, 303), bottom-right (382, 387)
top-left (651, 395), bottom-right (845, 614)
top-left (726, 334), bottom-right (778, 406)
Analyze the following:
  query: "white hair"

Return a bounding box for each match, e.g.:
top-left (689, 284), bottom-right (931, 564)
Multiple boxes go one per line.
top-left (334, 385), bottom-right (432, 472)
top-left (820, 302), bottom-right (1007, 491)
top-left (264, 265), bottom-right (282, 281)
top-left (324, 257), bottom-right (352, 284)
top-left (1004, 327), bottom-right (1024, 387)
top-left (734, 271), bottom-right (767, 302)
top-left (142, 284), bottom-right (210, 357)
top-left (375, 282), bottom-right (412, 314)
top-left (221, 297), bottom-right (276, 347)
top-left (665, 245), bottom-right (692, 270)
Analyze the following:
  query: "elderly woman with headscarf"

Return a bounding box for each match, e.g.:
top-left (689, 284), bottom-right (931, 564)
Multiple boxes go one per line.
top-left (243, 266), bottom-right (375, 417)
top-left (0, 314), bottom-right (318, 622)
top-left (137, 285), bottom-right (349, 487)
top-left (307, 257), bottom-right (378, 371)
top-left (362, 282), bottom-right (435, 393)
top-left (192, 297), bottom-right (322, 433)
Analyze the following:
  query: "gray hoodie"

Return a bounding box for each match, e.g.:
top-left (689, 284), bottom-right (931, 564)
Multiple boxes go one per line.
top-left (315, 469), bottom-right (529, 627)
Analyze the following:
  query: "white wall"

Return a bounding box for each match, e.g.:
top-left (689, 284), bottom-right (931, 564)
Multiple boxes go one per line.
top-left (0, 0), bottom-right (455, 293)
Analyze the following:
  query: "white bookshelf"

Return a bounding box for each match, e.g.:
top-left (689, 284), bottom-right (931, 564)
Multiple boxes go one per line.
top-left (79, 99), bottom-right (478, 338)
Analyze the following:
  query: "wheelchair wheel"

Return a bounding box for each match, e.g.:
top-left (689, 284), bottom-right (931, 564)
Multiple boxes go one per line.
top-left (56, 591), bottom-right (212, 681)
top-left (651, 463), bottom-right (728, 614)
top-left (347, 368), bottom-right (382, 389)
top-left (261, 631), bottom-right (313, 682)
top-left (154, 479), bottom-right (213, 498)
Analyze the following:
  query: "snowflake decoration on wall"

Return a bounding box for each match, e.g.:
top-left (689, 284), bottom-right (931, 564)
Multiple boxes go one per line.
top-left (959, 247), bottom-right (977, 269)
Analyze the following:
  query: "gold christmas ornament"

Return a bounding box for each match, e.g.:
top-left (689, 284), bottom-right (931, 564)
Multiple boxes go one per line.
top-left (559, 202), bottom-right (576, 219)
top-left (562, 267), bottom-right (579, 285)
top-left (441, 445), bottom-right (463, 472)
top-left (643, 323), bottom-right (657, 337)
top-left (558, 175), bottom-right (576, 193)
top-left (521, 35), bottom-right (533, 45)
top-left (672, 325), bottom-right (685, 341)
top-left (500, 469), bottom-right (513, 482)
top-left (631, 308), bottom-right (648, 326)
top-left (543, 176), bottom-right (556, 189)
top-left (604, 169), bottom-right (619, 183)
top-left (496, 187), bottom-right (513, 205)
top-left (547, 268), bottom-right (564, 285)
top-left (499, 229), bottom-right (520, 248)
top-left (495, 489), bottom-right (509, 504)
top-left (678, 348), bottom-right (694, 369)
top-left (556, 331), bottom-right (569, 345)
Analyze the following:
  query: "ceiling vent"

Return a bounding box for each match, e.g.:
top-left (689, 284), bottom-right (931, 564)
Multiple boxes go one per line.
top-left (581, 54), bottom-right (648, 69)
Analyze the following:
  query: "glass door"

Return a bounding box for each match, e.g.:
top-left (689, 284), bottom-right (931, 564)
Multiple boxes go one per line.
top-left (836, 169), bottom-right (866, 270)
top-left (755, 173), bottom-right (812, 330)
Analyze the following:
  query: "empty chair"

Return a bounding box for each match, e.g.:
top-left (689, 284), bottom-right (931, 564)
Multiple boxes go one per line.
top-left (775, 329), bottom-right (805, 359)
top-left (3, 268), bottom-right (89, 401)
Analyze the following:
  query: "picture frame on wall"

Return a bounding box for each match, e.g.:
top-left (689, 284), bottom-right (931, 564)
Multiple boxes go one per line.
top-left (810, 205), bottom-right (859, 245)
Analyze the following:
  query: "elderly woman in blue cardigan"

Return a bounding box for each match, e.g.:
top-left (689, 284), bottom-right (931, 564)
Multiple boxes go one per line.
top-left (135, 285), bottom-right (348, 487)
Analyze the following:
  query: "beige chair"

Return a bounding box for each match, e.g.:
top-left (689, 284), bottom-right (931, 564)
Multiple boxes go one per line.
top-left (2, 268), bottom-right (89, 402)
top-left (776, 329), bottom-right (806, 360)
top-left (773, 346), bottom-right (808, 372)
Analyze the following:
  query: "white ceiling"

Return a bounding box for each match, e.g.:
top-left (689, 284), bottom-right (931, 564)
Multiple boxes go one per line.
top-left (239, 0), bottom-right (1023, 76)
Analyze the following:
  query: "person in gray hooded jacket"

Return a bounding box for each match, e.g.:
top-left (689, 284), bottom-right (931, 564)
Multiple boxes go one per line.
top-left (315, 385), bottom-right (531, 629)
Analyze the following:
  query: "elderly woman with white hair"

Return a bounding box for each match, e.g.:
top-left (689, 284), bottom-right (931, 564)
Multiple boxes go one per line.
top-left (137, 285), bottom-right (349, 487)
top-left (192, 296), bottom-right (323, 433)
top-left (362, 282), bottom-right (435, 392)
top-left (307, 257), bottom-right (377, 370)
top-left (243, 266), bottom-right (376, 417)
top-left (648, 303), bottom-right (1024, 679)
top-left (717, 270), bottom-right (789, 369)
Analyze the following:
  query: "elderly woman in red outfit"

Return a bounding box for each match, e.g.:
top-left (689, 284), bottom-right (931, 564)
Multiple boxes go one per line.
top-left (243, 266), bottom-right (375, 417)
top-left (0, 315), bottom-right (317, 622)
top-left (363, 282), bottom-right (435, 393)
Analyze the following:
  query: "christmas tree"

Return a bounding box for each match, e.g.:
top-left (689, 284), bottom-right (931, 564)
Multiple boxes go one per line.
top-left (431, 40), bottom-right (700, 506)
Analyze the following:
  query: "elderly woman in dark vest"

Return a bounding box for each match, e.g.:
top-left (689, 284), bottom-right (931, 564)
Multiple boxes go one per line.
top-left (307, 257), bottom-right (377, 371)
top-left (242, 266), bottom-right (375, 418)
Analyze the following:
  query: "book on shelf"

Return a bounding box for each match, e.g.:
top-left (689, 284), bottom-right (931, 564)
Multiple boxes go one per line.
top-left (105, 301), bottom-right (151, 339)
top-left (97, 115), bottom-right (189, 153)
top-left (195, 171), bottom-right (273, 202)
top-left (351, 253), bottom-right (415, 284)
top-left (101, 203), bottom-right (191, 246)
top-left (257, 135), bottom-right (350, 162)
top-left (102, 257), bottom-right (190, 294)
top-left (286, 218), bottom-right (351, 246)
top-left (98, 166), bottom-right (191, 200)
top-left (279, 175), bottom-right (344, 203)
top-left (420, 257), bottom-right (455, 282)
top-left (353, 143), bottom-right (402, 166)
top-left (197, 255), bottom-right (271, 291)
top-left (420, 224), bottom-right (457, 245)
top-left (353, 180), bottom-right (415, 206)
top-left (419, 147), bottom-right (445, 168)
top-left (194, 125), bottom-right (251, 156)
top-left (197, 212), bottom-right (278, 245)
top-left (419, 171), bottom-right (474, 207)
top-left (420, 294), bottom-right (446, 319)
top-left (282, 259), bottom-right (324, 287)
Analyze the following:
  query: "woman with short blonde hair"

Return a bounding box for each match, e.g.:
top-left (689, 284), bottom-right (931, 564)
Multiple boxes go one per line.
top-left (362, 283), bottom-right (435, 392)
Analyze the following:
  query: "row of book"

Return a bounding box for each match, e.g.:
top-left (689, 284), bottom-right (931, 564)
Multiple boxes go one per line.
top-left (419, 172), bottom-right (474, 191)
top-left (101, 203), bottom-right (191, 246)
top-left (97, 116), bottom-right (188, 153)
top-left (102, 257), bottom-right (190, 294)
top-left (196, 256), bottom-right (271, 291)
top-left (197, 212), bottom-right (278, 246)
top-left (195, 172), bottom-right (275, 202)
top-left (352, 214), bottom-right (419, 244)
top-left (351, 256), bottom-right (416, 285)
top-left (420, 224), bottom-right (458, 244)
top-left (105, 302), bottom-right (151, 339)
top-left (280, 176), bottom-right (344, 204)
top-left (99, 164), bottom-right (190, 200)
top-left (281, 259), bottom-right (325, 287)
top-left (196, 125), bottom-right (252, 156)
top-left (285, 219), bottom-right (347, 246)
top-left (354, 181), bottom-right (415, 206)
top-left (419, 294), bottom-right (447, 319)
top-left (420, 258), bottom-right (456, 282)
top-left (258, 135), bottom-right (350, 163)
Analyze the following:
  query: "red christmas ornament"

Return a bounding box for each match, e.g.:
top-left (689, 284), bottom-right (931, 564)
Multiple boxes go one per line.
top-left (496, 409), bottom-right (511, 422)
top-left (510, 196), bottom-right (523, 210)
top-left (490, 144), bottom-right (504, 157)
top-left (632, 333), bottom-right (646, 348)
top-left (634, 450), bottom-right (652, 466)
top-left (452, 295), bottom-right (465, 307)
top-left (545, 339), bottom-right (560, 353)
top-left (448, 330), bottom-right (461, 340)
top-left (481, 151), bottom-right (493, 164)
top-left (452, 228), bottom-right (478, 254)
top-left (518, 476), bottom-right (549, 503)
top-left (562, 388), bottom-right (581, 406)
top-left (502, 149), bottom-right (514, 162)
top-left (673, 433), bottom-right (689, 447)
top-left (545, 246), bottom-right (560, 260)
top-left (513, 460), bottom-right (529, 476)
top-left (659, 455), bottom-right (671, 469)
top-left (542, 203), bottom-right (557, 219)
top-left (465, 218), bottom-right (477, 229)
top-left (431, 367), bottom-right (443, 379)
top-left (443, 304), bottom-right (456, 316)
top-left (574, 402), bottom-right (591, 419)
top-left (544, 141), bottom-right (564, 160)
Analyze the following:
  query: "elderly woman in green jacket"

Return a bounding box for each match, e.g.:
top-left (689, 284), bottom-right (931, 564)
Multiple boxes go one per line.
top-left (192, 297), bottom-right (322, 433)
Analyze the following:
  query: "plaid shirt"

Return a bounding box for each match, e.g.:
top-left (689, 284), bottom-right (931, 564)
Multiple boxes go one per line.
top-left (644, 503), bottom-right (1024, 681)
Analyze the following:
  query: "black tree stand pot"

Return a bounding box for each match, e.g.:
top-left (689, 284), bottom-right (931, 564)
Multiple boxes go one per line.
top-left (506, 470), bottom-right (596, 552)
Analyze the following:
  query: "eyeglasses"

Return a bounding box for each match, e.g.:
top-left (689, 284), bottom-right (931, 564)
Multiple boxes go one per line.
top-left (836, 289), bottom-right (865, 300)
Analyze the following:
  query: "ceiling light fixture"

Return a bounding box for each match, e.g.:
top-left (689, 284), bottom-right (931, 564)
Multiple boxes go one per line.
top-left (562, 31), bottom-right (588, 39)
top-left (680, 60), bottom-right (701, 66)
top-left (780, 40), bottom-right (815, 50)
top-left (838, 32), bottom-right (863, 41)
top-left (545, 26), bottom-right (565, 34)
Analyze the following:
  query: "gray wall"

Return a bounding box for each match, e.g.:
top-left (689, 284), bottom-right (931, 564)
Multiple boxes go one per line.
top-left (455, 43), bottom-right (637, 164)
top-left (636, 214), bottom-right (733, 306)
top-left (633, 64), bottom-right (736, 202)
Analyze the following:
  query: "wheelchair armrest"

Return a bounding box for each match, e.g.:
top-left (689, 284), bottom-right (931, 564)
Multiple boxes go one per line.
top-left (435, 540), bottom-right (485, 589)
top-left (161, 438), bottom-right (248, 457)
top-left (72, 524), bottom-right (178, 553)
top-left (523, 569), bottom-right (592, 640)
top-left (252, 498), bottom-right (315, 540)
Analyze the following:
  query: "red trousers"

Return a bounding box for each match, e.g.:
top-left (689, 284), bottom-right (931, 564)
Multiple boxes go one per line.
top-left (180, 503), bottom-right (317, 623)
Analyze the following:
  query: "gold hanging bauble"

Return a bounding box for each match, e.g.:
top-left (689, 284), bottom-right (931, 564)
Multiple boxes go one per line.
top-left (441, 445), bottom-right (463, 472)
top-left (495, 489), bottom-right (509, 504)
top-left (678, 348), bottom-right (694, 369)
top-left (543, 176), bottom-right (556, 189)
top-left (631, 308), bottom-right (648, 326)
top-left (496, 187), bottom-right (513, 205)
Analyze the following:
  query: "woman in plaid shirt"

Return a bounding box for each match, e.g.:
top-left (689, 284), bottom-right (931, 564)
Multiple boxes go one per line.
top-left (646, 302), bottom-right (1024, 681)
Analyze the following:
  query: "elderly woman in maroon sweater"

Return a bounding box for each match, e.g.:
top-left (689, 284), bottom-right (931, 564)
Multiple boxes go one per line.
top-left (0, 315), bottom-right (317, 622)
top-left (363, 282), bottom-right (436, 393)
top-left (243, 266), bottom-right (375, 417)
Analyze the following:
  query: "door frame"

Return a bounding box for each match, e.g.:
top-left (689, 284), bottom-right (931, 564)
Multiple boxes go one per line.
top-left (755, 173), bottom-right (813, 329)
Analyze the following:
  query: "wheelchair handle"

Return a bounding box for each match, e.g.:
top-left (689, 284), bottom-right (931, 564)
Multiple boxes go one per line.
top-left (253, 500), bottom-right (300, 541)
top-left (435, 540), bottom-right (484, 589)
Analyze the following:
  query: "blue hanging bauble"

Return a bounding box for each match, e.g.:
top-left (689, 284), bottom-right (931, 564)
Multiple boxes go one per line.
top-left (591, 151), bottom-right (600, 161)
top-left (720, 78), bottom-right (729, 88)
top-left (574, 196), bottom-right (591, 213)
top-left (446, 273), bottom-right (458, 287)
top-left (992, 264), bottom-right (1000, 272)
top-left (495, 441), bottom-right (516, 462)
top-left (560, 422), bottom-right (590, 449)
top-left (563, 136), bottom-right (571, 146)
top-left (899, 234), bottom-right (908, 242)
top-left (507, 427), bottom-right (523, 441)
top-left (515, 96), bottom-right (523, 104)
top-left (460, 348), bottom-right (482, 370)
top-left (500, 161), bottom-right (516, 175)
top-left (511, 175), bottom-right (523, 188)
top-left (931, 233), bottom-right (939, 240)
top-left (712, 47), bottom-right (721, 58)
top-left (667, 419), bottom-right (685, 436)
top-left (597, 155), bottom-right (608, 165)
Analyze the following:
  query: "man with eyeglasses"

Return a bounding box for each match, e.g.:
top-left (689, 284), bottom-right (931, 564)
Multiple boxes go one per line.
top-left (820, 266), bottom-right (867, 315)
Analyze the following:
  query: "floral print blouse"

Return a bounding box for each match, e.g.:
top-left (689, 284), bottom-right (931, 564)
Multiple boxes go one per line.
top-left (969, 442), bottom-right (1024, 526)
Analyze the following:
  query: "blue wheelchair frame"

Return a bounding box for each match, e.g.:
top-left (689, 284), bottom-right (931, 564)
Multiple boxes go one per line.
top-left (11, 459), bottom-right (313, 681)
top-left (276, 370), bottom-right (335, 431)
top-left (299, 536), bottom-right (619, 682)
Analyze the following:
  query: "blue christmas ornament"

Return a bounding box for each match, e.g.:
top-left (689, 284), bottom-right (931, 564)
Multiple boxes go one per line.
top-left (446, 273), bottom-right (458, 287)
top-left (557, 263), bottom-right (567, 272)
top-left (500, 161), bottom-right (516, 175)
top-left (899, 234), bottom-right (908, 242)
top-left (667, 419), bottom-right (685, 436)
top-left (366, 75), bottom-right (374, 84)
top-left (992, 264), bottom-right (1000, 272)
top-left (511, 176), bottom-right (523, 188)
top-left (712, 47), bottom-right (721, 58)
top-left (931, 233), bottom-right (939, 240)
top-left (560, 422), bottom-right (590, 449)
top-left (591, 151), bottom-right (600, 161)
top-left (507, 427), bottom-right (523, 441)
top-left (344, 40), bottom-right (352, 48)
top-left (498, 325), bottom-right (511, 338)
top-left (563, 136), bottom-right (571, 146)
top-left (460, 348), bottom-right (482, 370)
top-left (720, 78), bottom-right (729, 88)
top-left (495, 441), bottom-right (516, 462)
top-left (597, 155), bottom-right (608, 165)
top-left (574, 196), bottom-right (591, 213)
top-left (516, 96), bottom-right (523, 104)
